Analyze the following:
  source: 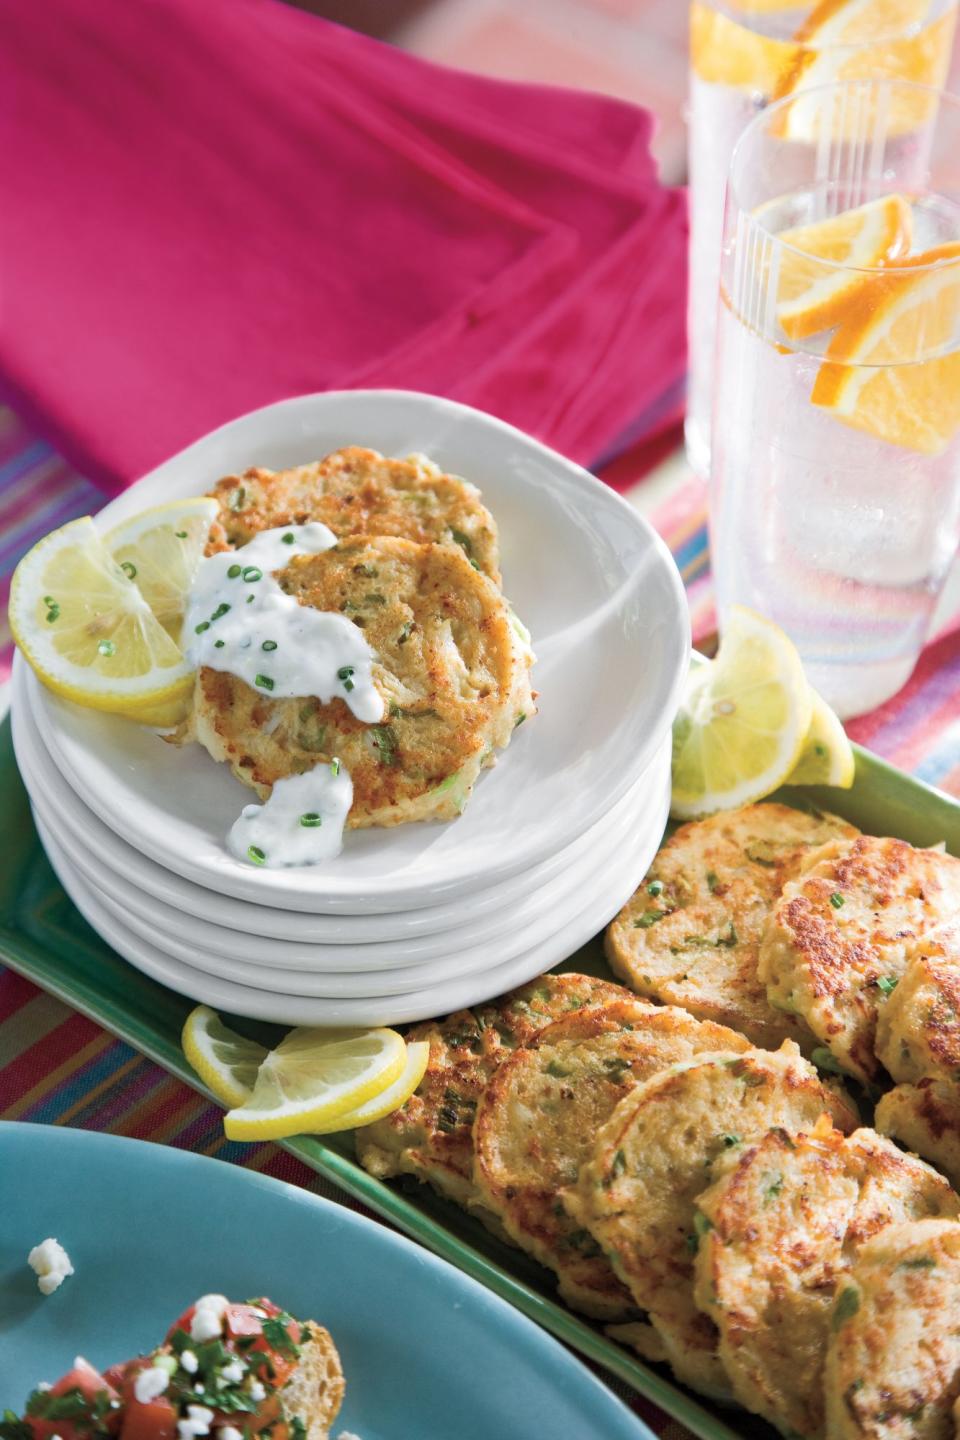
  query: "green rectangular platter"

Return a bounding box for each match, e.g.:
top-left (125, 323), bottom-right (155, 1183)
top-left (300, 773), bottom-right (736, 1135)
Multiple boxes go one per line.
top-left (3, 711), bottom-right (960, 1440)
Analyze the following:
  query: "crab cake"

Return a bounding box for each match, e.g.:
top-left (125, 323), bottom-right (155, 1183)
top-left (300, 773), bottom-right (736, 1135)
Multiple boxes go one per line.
top-left (191, 536), bottom-right (533, 824)
top-left (825, 1218), bottom-right (960, 1440)
top-left (876, 1079), bottom-right (960, 1191)
top-left (693, 1121), bottom-right (959, 1439)
top-left (760, 836), bottom-right (960, 1085)
top-left (471, 999), bottom-right (750, 1320)
top-left (355, 973), bottom-right (625, 1209)
top-left (876, 926), bottom-right (960, 1085)
top-left (606, 803), bottom-right (858, 1050)
top-left (562, 1043), bottom-right (858, 1397)
top-left (207, 447), bottom-right (501, 582)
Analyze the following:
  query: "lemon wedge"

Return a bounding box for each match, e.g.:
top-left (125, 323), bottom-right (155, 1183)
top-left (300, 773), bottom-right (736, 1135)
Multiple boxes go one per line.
top-left (786, 688), bottom-right (856, 788)
top-left (223, 1025), bottom-right (407, 1141)
top-left (306, 1040), bottom-right (430, 1134)
top-left (106, 498), bottom-right (219, 644)
top-left (182, 1005), bottom-right (268, 1108)
top-left (671, 606), bottom-right (812, 820)
top-left (9, 517), bottom-right (194, 716)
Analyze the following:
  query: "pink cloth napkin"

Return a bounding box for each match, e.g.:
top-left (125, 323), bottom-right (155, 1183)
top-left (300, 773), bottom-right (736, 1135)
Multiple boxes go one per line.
top-left (0, 0), bottom-right (686, 494)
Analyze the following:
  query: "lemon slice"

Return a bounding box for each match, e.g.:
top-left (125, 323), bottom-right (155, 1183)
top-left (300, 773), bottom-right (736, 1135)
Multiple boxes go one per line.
top-left (223, 1026), bottom-right (407, 1141)
top-left (671, 607), bottom-right (813, 820)
top-left (182, 1005), bottom-right (268, 1108)
top-left (772, 194), bottom-right (912, 341)
top-left (106, 498), bottom-right (219, 644)
top-left (9, 517), bottom-right (195, 716)
top-left (786, 688), bottom-right (856, 787)
top-left (306, 1040), bottom-right (430, 1134)
top-left (812, 241), bottom-right (960, 454)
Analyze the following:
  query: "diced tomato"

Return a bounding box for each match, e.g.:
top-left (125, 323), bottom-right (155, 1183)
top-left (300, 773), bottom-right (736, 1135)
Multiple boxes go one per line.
top-left (113, 1360), bottom-right (177, 1440)
top-left (224, 1303), bottom-right (265, 1338)
top-left (165, 1305), bottom-right (196, 1343)
top-left (28, 1361), bottom-right (121, 1440)
top-left (102, 1364), bottom-right (128, 1390)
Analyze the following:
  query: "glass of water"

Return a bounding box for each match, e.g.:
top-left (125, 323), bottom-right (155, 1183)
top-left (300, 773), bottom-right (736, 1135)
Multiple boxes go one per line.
top-left (710, 77), bottom-right (960, 719)
top-left (686, 0), bottom-right (957, 480)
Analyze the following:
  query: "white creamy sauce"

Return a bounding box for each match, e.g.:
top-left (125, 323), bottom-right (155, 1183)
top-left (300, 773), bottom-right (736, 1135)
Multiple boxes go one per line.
top-left (227, 762), bottom-right (353, 868)
top-left (185, 523), bottom-right (383, 725)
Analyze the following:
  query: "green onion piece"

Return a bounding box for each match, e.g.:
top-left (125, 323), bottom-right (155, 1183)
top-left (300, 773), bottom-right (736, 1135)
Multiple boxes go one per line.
top-left (706, 870), bottom-right (720, 892)
top-left (230, 486), bottom-right (246, 512)
top-left (242, 566), bottom-right (262, 583)
top-left (282, 532), bottom-right (295, 544)
top-left (214, 639), bottom-right (225, 649)
top-left (647, 880), bottom-right (663, 897)
top-left (299, 813), bottom-right (322, 828)
top-left (175, 530), bottom-right (187, 538)
top-left (330, 758), bottom-right (341, 777)
top-left (45, 604), bottom-right (60, 623)
top-left (97, 639), bottom-right (116, 657)
top-left (876, 976), bottom-right (899, 996)
top-left (120, 560), bottom-right (137, 579)
top-left (397, 621), bottom-right (413, 645)
top-left (337, 664), bottom-right (355, 693)
top-left (246, 594), bottom-right (255, 604)
top-left (255, 674), bottom-right (274, 691)
top-left (830, 892), bottom-right (844, 909)
top-left (261, 640), bottom-right (278, 652)
top-left (514, 712), bottom-right (527, 728)
top-left (811, 1046), bottom-right (846, 1076)
top-left (195, 621), bottom-right (210, 634)
top-left (43, 595), bottom-right (54, 605)
top-left (832, 1287), bottom-right (860, 1330)
top-left (227, 563), bottom-right (242, 579)
top-left (211, 603), bottom-right (231, 621)
top-left (247, 845), bottom-right (266, 866)
top-left (635, 909), bottom-right (666, 929)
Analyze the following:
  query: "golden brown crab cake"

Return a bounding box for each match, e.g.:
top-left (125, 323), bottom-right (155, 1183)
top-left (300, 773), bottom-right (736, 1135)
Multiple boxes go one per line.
top-left (471, 999), bottom-right (750, 1321)
top-left (191, 536), bottom-right (533, 824)
top-left (825, 1218), bottom-right (960, 1440)
top-left (876, 1079), bottom-right (960, 1191)
top-left (693, 1121), bottom-right (959, 1440)
top-left (759, 836), bottom-right (960, 1085)
top-left (605, 803), bottom-right (858, 1050)
top-left (355, 973), bottom-right (625, 1209)
top-left (561, 1042), bottom-right (858, 1398)
top-left (206, 447), bottom-right (501, 582)
top-left (876, 926), bottom-right (960, 1085)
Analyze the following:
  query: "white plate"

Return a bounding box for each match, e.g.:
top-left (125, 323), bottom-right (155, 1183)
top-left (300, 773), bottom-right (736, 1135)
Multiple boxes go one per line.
top-left (13, 669), bottom-right (660, 949)
top-left (27, 743), bottom-right (662, 976)
top-left (40, 775), bottom-right (669, 1026)
top-left (36, 789), bottom-right (663, 998)
top-left (29, 390), bottom-right (689, 912)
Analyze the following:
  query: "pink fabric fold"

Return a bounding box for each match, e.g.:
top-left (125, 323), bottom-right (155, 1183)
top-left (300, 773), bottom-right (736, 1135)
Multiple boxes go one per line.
top-left (0, 0), bottom-right (686, 493)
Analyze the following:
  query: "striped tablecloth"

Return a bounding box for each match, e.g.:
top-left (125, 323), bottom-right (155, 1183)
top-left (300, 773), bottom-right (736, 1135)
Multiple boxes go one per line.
top-left (2, 404), bottom-right (960, 1438)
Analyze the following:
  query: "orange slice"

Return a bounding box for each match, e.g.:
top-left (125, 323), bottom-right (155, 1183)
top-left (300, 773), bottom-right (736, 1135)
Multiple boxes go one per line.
top-left (773, 0), bottom-right (956, 140)
top-left (812, 241), bottom-right (960, 453)
top-left (773, 194), bottom-right (913, 339)
top-left (690, 1), bottom-right (797, 90)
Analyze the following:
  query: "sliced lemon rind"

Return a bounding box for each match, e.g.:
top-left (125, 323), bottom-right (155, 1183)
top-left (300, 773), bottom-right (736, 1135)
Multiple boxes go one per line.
top-left (182, 1005), bottom-right (268, 1109)
top-left (308, 1041), bottom-right (430, 1133)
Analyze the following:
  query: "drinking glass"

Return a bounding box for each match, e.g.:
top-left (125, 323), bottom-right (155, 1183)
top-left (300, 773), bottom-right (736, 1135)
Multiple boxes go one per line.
top-left (710, 77), bottom-right (960, 718)
top-left (686, 0), bottom-right (957, 480)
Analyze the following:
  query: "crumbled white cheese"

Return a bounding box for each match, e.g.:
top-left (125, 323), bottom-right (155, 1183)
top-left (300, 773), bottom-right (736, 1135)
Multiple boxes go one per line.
top-left (36, 1385), bottom-right (52, 1394)
top-left (337, 1432), bottom-right (364, 1440)
top-left (190, 1294), bottom-right (229, 1343)
top-left (177, 1406), bottom-right (215, 1440)
top-left (218, 1359), bottom-right (245, 1386)
top-left (180, 1350), bottom-right (199, 1375)
top-left (218, 1428), bottom-right (244, 1440)
top-left (133, 1368), bottom-right (170, 1404)
top-left (247, 1380), bottom-right (266, 1403)
top-left (27, 1238), bottom-right (74, 1296)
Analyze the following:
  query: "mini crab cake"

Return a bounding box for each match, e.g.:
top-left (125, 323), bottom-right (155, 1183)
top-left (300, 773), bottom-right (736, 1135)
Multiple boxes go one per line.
top-left (825, 1218), bottom-right (960, 1440)
top-left (606, 803), bottom-right (858, 1050)
top-left (760, 836), bottom-right (960, 1085)
top-left (355, 973), bottom-right (624, 1209)
top-left (876, 925), bottom-right (960, 1085)
top-left (693, 1121), bottom-right (959, 1439)
top-left (876, 1079), bottom-right (960, 1191)
top-left (207, 447), bottom-right (501, 582)
top-left (471, 999), bottom-right (750, 1320)
top-left (191, 536), bottom-right (533, 825)
top-left (562, 1043), bottom-right (858, 1398)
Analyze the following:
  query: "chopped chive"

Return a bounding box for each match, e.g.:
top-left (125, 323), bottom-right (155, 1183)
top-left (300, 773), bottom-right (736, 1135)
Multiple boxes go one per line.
top-left (830, 892), bottom-right (844, 909)
top-left (214, 639), bottom-right (225, 649)
top-left (45, 604), bottom-right (60, 623)
top-left (397, 621), bottom-right (413, 645)
top-left (43, 595), bottom-right (54, 604)
top-left (282, 532), bottom-right (295, 544)
top-left (195, 621), bottom-right (210, 634)
top-left (97, 639), bottom-right (116, 657)
top-left (876, 976), bottom-right (899, 996)
top-left (247, 845), bottom-right (266, 866)
top-left (706, 870), bottom-right (720, 893)
top-left (246, 594), bottom-right (255, 604)
top-left (370, 724), bottom-right (399, 766)
top-left (832, 1286), bottom-right (860, 1330)
top-left (261, 640), bottom-right (278, 652)
top-left (227, 563), bottom-right (242, 578)
top-left (330, 758), bottom-right (341, 777)
top-left (635, 909), bottom-right (666, 929)
top-left (545, 1059), bottom-right (571, 1078)
top-left (211, 603), bottom-right (231, 621)
top-left (120, 560), bottom-right (137, 579)
top-left (514, 712), bottom-right (527, 727)
top-left (647, 880), bottom-right (664, 897)
top-left (242, 566), bottom-right (262, 583)
top-left (722, 1133), bottom-right (740, 1148)
top-left (175, 530), bottom-right (187, 538)
top-left (255, 674), bottom-right (274, 691)
top-left (299, 813), bottom-right (322, 828)
top-left (337, 664), bottom-right (356, 693)
top-left (364, 592), bottom-right (386, 606)
top-left (230, 486), bottom-right (246, 512)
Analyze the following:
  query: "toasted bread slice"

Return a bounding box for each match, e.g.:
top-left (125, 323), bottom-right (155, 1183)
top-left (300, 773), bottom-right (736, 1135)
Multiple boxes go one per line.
top-left (282, 1320), bottom-right (345, 1440)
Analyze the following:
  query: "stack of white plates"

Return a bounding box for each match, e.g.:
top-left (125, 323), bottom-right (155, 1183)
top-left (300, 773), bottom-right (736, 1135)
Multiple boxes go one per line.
top-left (11, 390), bottom-right (689, 1026)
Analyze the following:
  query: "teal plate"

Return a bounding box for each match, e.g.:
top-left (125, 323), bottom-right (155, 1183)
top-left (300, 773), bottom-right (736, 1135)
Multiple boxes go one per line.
top-left (0, 1121), bottom-right (652, 1439)
top-left (2, 714), bottom-right (960, 1440)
